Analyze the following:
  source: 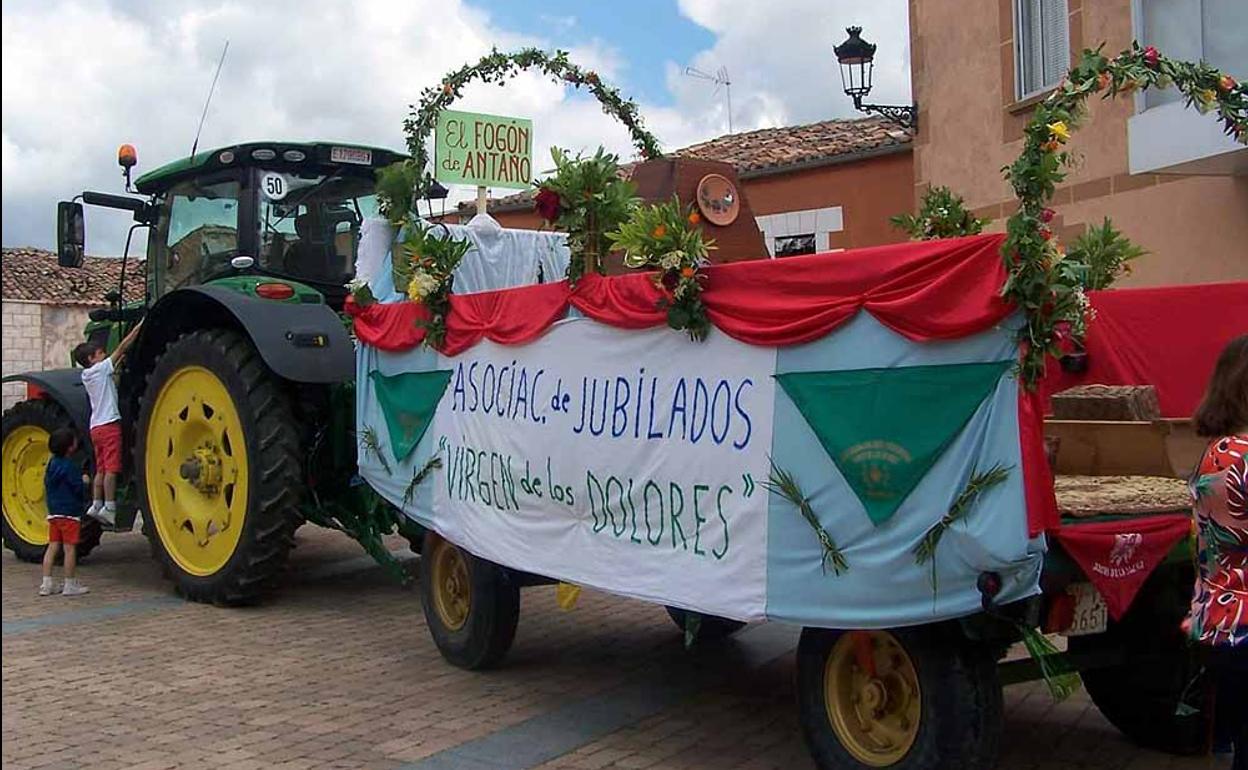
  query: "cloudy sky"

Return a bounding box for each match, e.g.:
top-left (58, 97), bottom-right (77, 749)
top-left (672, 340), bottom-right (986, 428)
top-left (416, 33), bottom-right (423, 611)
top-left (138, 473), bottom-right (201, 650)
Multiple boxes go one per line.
top-left (1, 0), bottom-right (910, 255)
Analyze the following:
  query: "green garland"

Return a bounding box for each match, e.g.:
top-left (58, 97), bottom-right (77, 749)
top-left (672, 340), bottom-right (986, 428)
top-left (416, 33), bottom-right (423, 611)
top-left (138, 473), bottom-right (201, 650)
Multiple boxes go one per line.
top-left (378, 48), bottom-right (663, 222)
top-left (1003, 43), bottom-right (1246, 387)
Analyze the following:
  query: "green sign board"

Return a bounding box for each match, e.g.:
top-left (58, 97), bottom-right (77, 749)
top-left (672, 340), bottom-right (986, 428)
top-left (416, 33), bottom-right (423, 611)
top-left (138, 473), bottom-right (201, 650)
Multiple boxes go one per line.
top-left (434, 109), bottom-right (533, 190)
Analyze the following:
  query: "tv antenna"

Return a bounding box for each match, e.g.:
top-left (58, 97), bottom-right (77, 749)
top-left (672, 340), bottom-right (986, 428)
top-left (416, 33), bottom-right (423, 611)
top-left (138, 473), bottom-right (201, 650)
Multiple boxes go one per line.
top-left (190, 41), bottom-right (230, 158)
top-left (684, 65), bottom-right (733, 134)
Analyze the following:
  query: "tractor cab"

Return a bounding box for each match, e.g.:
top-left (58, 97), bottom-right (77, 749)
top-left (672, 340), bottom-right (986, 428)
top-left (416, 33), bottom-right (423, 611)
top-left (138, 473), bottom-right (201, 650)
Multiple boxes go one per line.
top-left (60, 141), bottom-right (409, 311)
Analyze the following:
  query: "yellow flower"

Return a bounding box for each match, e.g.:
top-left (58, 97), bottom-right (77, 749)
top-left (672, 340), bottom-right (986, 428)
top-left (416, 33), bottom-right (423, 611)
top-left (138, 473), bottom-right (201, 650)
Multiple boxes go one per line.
top-left (1200, 88), bottom-right (1217, 103)
top-left (1047, 121), bottom-right (1071, 143)
top-left (652, 224), bottom-right (667, 239)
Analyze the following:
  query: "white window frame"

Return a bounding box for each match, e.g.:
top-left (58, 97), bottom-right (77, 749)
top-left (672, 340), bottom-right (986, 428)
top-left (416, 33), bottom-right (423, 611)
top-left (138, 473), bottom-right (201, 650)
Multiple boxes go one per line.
top-left (1014, 0), bottom-right (1070, 100)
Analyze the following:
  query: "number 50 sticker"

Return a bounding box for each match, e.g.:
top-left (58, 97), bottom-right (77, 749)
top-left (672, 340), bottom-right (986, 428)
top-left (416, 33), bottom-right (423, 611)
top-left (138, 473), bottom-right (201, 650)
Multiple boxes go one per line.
top-left (261, 172), bottom-right (288, 201)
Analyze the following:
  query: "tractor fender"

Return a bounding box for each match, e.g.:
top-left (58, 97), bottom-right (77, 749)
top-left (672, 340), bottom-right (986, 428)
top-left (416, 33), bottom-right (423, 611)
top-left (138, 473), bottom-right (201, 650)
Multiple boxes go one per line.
top-left (134, 285), bottom-right (354, 385)
top-left (1, 369), bottom-right (92, 438)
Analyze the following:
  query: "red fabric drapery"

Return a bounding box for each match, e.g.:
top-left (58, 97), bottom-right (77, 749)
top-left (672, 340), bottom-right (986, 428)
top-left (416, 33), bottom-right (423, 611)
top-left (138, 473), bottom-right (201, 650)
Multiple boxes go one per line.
top-left (1041, 281), bottom-right (1248, 417)
top-left (348, 233), bottom-right (1062, 534)
top-left (349, 234), bottom-right (1012, 350)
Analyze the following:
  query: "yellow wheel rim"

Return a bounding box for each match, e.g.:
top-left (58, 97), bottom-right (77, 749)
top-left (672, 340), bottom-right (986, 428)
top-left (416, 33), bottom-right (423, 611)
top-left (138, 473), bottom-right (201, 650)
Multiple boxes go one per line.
top-left (430, 537), bottom-right (471, 631)
top-left (2, 425), bottom-right (51, 546)
top-left (144, 366), bottom-right (248, 576)
top-left (825, 631), bottom-right (921, 767)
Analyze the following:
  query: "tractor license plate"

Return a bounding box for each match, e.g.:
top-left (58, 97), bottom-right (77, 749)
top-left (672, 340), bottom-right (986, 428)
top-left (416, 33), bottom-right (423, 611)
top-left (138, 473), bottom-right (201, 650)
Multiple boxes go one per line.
top-left (1063, 582), bottom-right (1108, 637)
top-left (330, 146), bottom-right (372, 165)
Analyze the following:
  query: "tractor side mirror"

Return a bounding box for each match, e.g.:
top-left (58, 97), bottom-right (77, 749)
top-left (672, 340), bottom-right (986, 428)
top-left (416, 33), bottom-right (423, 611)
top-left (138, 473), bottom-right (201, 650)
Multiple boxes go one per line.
top-left (57, 201), bottom-right (85, 268)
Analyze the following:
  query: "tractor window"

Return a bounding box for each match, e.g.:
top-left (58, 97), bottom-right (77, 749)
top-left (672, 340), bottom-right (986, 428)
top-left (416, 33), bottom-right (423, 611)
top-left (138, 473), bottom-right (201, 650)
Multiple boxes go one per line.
top-left (161, 177), bottom-right (241, 291)
top-left (256, 170), bottom-right (378, 288)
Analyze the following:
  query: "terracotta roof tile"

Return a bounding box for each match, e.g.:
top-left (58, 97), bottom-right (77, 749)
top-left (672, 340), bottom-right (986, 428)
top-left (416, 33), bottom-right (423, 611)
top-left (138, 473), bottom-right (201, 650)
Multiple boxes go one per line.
top-left (2, 247), bottom-right (146, 306)
top-left (459, 116), bottom-right (911, 213)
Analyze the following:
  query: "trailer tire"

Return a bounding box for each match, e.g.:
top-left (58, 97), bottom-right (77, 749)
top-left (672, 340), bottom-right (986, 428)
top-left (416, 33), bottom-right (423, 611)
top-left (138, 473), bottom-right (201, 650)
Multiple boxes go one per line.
top-left (2, 399), bottom-right (101, 563)
top-left (420, 531), bottom-right (519, 670)
top-left (798, 625), bottom-right (1002, 770)
top-left (1068, 569), bottom-right (1208, 755)
top-left (664, 606), bottom-right (746, 641)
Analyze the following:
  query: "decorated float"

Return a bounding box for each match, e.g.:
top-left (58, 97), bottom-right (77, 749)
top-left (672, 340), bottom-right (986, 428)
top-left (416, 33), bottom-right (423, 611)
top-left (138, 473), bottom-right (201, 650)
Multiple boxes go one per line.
top-left (347, 46), bottom-right (1246, 770)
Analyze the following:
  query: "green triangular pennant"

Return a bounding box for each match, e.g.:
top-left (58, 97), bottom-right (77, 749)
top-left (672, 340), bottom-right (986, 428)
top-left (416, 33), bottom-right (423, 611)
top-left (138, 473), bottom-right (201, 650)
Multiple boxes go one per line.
top-left (369, 370), bottom-right (452, 463)
top-left (776, 361), bottom-right (1009, 525)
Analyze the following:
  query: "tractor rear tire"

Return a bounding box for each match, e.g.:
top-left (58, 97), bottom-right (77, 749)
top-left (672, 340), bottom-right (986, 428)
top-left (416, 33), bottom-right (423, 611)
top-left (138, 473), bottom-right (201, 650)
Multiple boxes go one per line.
top-left (420, 531), bottom-right (519, 670)
top-left (2, 399), bottom-right (101, 562)
top-left (135, 329), bottom-right (301, 605)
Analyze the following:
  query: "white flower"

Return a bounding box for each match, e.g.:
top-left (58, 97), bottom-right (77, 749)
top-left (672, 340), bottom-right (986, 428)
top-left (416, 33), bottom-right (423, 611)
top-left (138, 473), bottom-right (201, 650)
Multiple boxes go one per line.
top-left (406, 270), bottom-right (441, 301)
top-left (659, 252), bottom-right (683, 270)
top-left (346, 277), bottom-right (369, 292)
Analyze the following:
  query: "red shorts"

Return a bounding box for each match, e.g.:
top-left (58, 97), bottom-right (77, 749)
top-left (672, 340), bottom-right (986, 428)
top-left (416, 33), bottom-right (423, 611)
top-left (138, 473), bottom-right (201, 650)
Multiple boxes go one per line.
top-left (47, 518), bottom-right (81, 545)
top-left (90, 421), bottom-right (123, 474)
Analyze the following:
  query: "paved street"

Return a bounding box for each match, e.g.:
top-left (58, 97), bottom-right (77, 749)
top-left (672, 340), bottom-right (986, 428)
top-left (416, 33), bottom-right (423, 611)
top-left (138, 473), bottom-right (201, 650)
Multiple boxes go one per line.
top-left (1, 527), bottom-right (1230, 770)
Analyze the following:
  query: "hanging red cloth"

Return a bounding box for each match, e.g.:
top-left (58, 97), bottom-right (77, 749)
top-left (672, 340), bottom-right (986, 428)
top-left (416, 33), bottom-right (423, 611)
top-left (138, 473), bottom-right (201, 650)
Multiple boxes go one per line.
top-left (1041, 281), bottom-right (1248, 417)
top-left (1054, 514), bottom-right (1192, 620)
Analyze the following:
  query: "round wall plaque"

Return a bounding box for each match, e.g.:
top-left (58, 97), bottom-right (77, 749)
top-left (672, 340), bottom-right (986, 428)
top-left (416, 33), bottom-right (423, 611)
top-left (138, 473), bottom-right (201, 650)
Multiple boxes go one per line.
top-left (696, 173), bottom-right (740, 226)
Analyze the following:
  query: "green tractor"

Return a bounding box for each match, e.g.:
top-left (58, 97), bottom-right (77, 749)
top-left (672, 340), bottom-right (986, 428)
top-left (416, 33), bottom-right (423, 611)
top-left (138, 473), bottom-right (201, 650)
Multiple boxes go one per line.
top-left (2, 141), bottom-right (423, 603)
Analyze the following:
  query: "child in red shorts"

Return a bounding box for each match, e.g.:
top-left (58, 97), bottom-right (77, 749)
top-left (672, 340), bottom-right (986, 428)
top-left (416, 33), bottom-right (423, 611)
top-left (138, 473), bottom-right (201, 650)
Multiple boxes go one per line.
top-left (72, 320), bottom-right (142, 527)
top-left (41, 428), bottom-right (90, 596)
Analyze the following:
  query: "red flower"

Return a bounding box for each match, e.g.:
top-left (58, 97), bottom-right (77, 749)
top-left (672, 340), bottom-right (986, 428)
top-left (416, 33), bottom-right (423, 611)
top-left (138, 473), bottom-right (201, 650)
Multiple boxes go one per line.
top-left (1040, 227), bottom-right (1053, 241)
top-left (1143, 46), bottom-right (1160, 69)
top-left (1040, 208), bottom-right (1056, 223)
top-left (534, 187), bottom-right (561, 223)
top-left (1220, 74), bottom-right (1238, 93)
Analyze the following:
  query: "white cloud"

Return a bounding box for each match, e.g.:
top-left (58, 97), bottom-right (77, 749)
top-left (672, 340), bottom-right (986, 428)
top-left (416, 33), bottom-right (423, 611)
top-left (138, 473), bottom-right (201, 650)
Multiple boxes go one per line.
top-left (2, 0), bottom-right (909, 255)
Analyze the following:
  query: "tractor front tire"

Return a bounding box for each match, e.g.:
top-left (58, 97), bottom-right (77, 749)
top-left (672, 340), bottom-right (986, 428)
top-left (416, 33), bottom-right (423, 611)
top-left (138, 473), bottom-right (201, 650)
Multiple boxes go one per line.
top-left (419, 531), bottom-right (519, 670)
top-left (2, 399), bottom-right (101, 562)
top-left (135, 329), bottom-right (301, 605)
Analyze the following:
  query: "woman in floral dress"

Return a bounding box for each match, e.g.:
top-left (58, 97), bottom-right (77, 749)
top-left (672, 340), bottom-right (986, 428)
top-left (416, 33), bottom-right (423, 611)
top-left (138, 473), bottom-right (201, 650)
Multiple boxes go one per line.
top-left (1188, 334), bottom-right (1247, 767)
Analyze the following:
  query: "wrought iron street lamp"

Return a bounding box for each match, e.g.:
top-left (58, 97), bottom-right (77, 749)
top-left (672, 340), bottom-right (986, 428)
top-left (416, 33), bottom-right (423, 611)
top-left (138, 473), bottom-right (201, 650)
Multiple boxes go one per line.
top-left (834, 26), bottom-right (918, 131)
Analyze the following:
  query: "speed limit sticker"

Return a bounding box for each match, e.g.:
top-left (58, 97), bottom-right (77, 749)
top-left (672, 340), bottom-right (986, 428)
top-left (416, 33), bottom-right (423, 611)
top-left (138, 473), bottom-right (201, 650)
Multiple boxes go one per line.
top-left (261, 172), bottom-right (288, 200)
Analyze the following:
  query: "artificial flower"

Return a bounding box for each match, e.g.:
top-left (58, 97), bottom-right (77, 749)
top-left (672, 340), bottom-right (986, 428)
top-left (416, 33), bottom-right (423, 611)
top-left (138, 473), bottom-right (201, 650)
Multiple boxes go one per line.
top-left (1096, 71), bottom-right (1112, 91)
top-left (1040, 208), bottom-right (1056, 224)
top-left (680, 267), bottom-right (696, 278)
top-left (534, 187), bottom-right (562, 222)
top-left (688, 211), bottom-right (701, 225)
top-left (659, 252), bottom-right (683, 270)
top-left (1220, 74), bottom-right (1238, 93)
top-left (1041, 140), bottom-right (1061, 153)
top-left (1047, 121), bottom-right (1071, 143)
top-left (406, 271), bottom-right (440, 302)
top-left (1040, 227), bottom-right (1053, 241)
top-left (652, 224), bottom-right (667, 239)
top-left (1143, 46), bottom-right (1160, 69)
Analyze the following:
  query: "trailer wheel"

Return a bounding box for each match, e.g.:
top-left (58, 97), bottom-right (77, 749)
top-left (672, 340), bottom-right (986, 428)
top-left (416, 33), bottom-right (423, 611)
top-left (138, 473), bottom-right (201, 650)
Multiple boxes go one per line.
top-left (1068, 569), bottom-right (1208, 755)
top-left (798, 625), bottom-right (1002, 770)
top-left (664, 606), bottom-right (746, 641)
top-left (2, 399), bottom-right (102, 562)
top-left (419, 531), bottom-right (519, 670)
top-left (135, 329), bottom-right (300, 604)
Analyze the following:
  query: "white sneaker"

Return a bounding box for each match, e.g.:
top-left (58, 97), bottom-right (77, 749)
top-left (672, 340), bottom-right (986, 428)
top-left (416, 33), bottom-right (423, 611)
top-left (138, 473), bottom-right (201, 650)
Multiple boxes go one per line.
top-left (89, 507), bottom-right (116, 527)
top-left (38, 579), bottom-right (61, 596)
top-left (61, 581), bottom-right (89, 597)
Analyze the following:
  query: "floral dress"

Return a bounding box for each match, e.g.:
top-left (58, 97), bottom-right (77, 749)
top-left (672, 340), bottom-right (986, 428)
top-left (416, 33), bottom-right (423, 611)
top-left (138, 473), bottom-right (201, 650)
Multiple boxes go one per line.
top-left (1186, 434), bottom-right (1248, 648)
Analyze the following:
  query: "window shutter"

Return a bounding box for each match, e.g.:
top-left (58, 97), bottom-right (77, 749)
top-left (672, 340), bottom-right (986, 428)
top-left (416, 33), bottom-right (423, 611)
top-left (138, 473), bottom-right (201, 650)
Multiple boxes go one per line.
top-left (1040, 0), bottom-right (1069, 88)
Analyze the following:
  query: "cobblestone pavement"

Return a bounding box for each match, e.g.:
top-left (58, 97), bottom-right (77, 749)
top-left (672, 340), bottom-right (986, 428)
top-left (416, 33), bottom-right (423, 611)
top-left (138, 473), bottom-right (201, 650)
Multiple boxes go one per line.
top-left (2, 527), bottom-right (1231, 770)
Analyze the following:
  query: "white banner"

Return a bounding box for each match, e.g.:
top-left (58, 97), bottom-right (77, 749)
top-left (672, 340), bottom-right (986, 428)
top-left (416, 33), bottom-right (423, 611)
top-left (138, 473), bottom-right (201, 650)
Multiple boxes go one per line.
top-left (425, 320), bottom-right (777, 621)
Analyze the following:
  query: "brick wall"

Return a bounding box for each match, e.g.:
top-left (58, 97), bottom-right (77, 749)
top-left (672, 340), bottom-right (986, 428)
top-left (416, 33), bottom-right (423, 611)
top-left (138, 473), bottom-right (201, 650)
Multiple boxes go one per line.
top-left (1, 300), bottom-right (93, 410)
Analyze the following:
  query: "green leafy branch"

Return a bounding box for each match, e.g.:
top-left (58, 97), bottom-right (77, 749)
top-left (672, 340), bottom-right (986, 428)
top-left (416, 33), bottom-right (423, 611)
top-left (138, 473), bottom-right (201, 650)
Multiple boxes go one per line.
top-left (891, 185), bottom-right (986, 240)
top-left (402, 455), bottom-right (444, 508)
top-left (392, 220), bottom-right (473, 350)
top-left (1002, 43), bottom-right (1246, 387)
top-left (536, 146), bottom-right (639, 285)
top-left (360, 425), bottom-right (392, 476)
top-left (913, 464), bottom-right (1012, 597)
top-left (608, 197), bottom-right (716, 341)
top-left (763, 459), bottom-right (848, 575)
